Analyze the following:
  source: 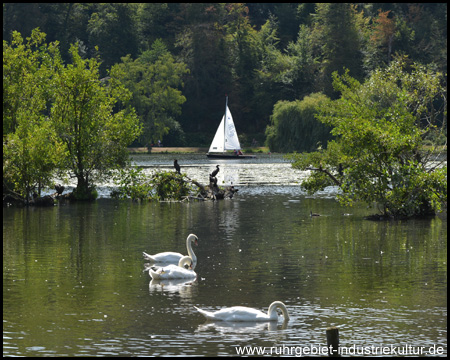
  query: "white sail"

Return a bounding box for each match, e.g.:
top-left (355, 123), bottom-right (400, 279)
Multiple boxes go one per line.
top-left (208, 115), bottom-right (225, 153)
top-left (224, 106), bottom-right (241, 150)
top-left (208, 106), bottom-right (241, 153)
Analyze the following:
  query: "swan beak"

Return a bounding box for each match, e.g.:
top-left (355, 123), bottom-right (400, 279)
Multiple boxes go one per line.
top-left (194, 239), bottom-right (198, 246)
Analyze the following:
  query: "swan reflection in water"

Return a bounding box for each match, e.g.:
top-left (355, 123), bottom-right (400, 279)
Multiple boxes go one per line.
top-left (196, 319), bottom-right (289, 333)
top-left (149, 278), bottom-right (198, 298)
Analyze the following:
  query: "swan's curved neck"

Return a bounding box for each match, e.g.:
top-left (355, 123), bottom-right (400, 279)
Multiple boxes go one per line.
top-left (178, 256), bottom-right (192, 269)
top-left (186, 236), bottom-right (197, 263)
top-left (268, 301), bottom-right (290, 321)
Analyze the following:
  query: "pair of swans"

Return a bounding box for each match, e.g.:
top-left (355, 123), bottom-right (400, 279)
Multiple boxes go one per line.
top-left (194, 301), bottom-right (289, 323)
top-left (144, 234), bottom-right (198, 280)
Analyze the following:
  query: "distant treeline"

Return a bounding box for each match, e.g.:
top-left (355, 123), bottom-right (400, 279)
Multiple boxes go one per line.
top-left (3, 3), bottom-right (447, 148)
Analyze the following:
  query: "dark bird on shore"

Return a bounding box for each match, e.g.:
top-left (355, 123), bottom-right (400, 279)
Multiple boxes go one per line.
top-left (310, 211), bottom-right (321, 217)
top-left (210, 165), bottom-right (220, 177)
top-left (55, 184), bottom-right (65, 195)
top-left (174, 159), bottom-right (181, 174)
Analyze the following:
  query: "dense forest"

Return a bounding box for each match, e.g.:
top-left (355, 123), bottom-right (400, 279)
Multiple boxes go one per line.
top-left (3, 3), bottom-right (447, 148)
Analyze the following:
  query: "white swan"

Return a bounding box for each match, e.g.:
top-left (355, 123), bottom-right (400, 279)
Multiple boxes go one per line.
top-left (143, 234), bottom-right (198, 265)
top-left (149, 256), bottom-right (197, 280)
top-left (194, 301), bottom-right (289, 322)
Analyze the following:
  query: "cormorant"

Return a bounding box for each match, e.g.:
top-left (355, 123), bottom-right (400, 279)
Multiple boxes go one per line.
top-left (209, 175), bottom-right (218, 186)
top-left (55, 184), bottom-right (65, 195)
top-left (210, 165), bottom-right (220, 177)
top-left (174, 159), bottom-right (181, 174)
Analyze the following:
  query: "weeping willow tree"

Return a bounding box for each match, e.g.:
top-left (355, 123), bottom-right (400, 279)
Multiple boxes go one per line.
top-left (265, 92), bottom-right (332, 153)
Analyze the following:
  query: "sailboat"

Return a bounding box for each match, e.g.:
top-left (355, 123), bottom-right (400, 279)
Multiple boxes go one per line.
top-left (206, 97), bottom-right (256, 159)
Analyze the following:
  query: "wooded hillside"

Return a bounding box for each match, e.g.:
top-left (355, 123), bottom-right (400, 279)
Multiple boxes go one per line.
top-left (3, 3), bottom-right (447, 147)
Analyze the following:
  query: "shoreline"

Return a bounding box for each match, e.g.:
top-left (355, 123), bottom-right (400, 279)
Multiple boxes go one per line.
top-left (127, 147), bottom-right (207, 154)
top-left (127, 147), bottom-right (268, 154)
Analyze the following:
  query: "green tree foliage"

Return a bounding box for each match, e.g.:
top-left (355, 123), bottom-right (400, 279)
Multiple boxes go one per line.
top-left (265, 93), bottom-right (331, 153)
top-left (3, 120), bottom-right (64, 203)
top-left (289, 57), bottom-right (447, 218)
top-left (362, 4), bottom-right (448, 74)
top-left (150, 171), bottom-right (192, 201)
top-left (110, 40), bottom-right (189, 146)
top-left (2, 4), bottom-right (447, 146)
top-left (224, 3), bottom-right (260, 129)
top-left (311, 3), bottom-right (364, 97)
top-left (251, 18), bottom-right (286, 131)
top-left (112, 169), bottom-right (193, 201)
top-left (279, 24), bottom-right (317, 101)
top-left (3, 30), bottom-right (65, 201)
top-left (404, 4), bottom-right (448, 72)
top-left (175, 3), bottom-right (232, 133)
top-left (136, 3), bottom-right (180, 53)
top-left (111, 167), bottom-right (153, 201)
top-left (50, 43), bottom-right (141, 200)
top-left (86, 3), bottom-right (139, 74)
top-left (3, 29), bottom-right (51, 134)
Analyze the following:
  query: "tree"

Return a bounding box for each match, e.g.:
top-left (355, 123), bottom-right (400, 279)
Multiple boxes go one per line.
top-left (51, 44), bottom-right (141, 200)
top-left (3, 29), bottom-right (65, 202)
top-left (3, 3), bottom-right (447, 144)
top-left (224, 3), bottom-right (259, 131)
top-left (136, 3), bottom-right (180, 53)
top-left (265, 93), bottom-right (331, 153)
top-left (110, 41), bottom-right (189, 147)
top-left (252, 18), bottom-right (286, 131)
top-left (289, 57), bottom-right (447, 218)
top-left (371, 10), bottom-right (396, 63)
top-left (3, 119), bottom-right (63, 203)
top-left (86, 3), bottom-right (139, 74)
top-left (175, 3), bottom-right (234, 133)
top-left (279, 24), bottom-right (317, 101)
top-left (311, 3), bottom-right (364, 97)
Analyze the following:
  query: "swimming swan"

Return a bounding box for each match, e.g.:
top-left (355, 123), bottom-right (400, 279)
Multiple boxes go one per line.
top-left (143, 234), bottom-right (198, 265)
top-left (149, 256), bottom-right (197, 280)
top-left (194, 301), bottom-right (289, 322)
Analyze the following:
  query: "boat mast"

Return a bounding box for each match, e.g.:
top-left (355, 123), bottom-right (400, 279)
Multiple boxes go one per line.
top-left (224, 95), bottom-right (228, 154)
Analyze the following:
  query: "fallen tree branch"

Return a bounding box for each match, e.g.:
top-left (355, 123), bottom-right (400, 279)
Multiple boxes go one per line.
top-left (306, 167), bottom-right (341, 186)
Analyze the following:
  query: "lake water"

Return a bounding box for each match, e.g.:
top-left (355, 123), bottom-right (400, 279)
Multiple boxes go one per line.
top-left (3, 154), bottom-right (447, 357)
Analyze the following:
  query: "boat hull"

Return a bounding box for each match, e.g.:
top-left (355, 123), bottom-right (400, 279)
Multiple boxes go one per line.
top-left (207, 153), bottom-right (256, 159)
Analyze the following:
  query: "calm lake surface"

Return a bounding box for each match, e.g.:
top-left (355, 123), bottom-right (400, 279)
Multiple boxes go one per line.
top-left (3, 154), bottom-right (447, 357)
